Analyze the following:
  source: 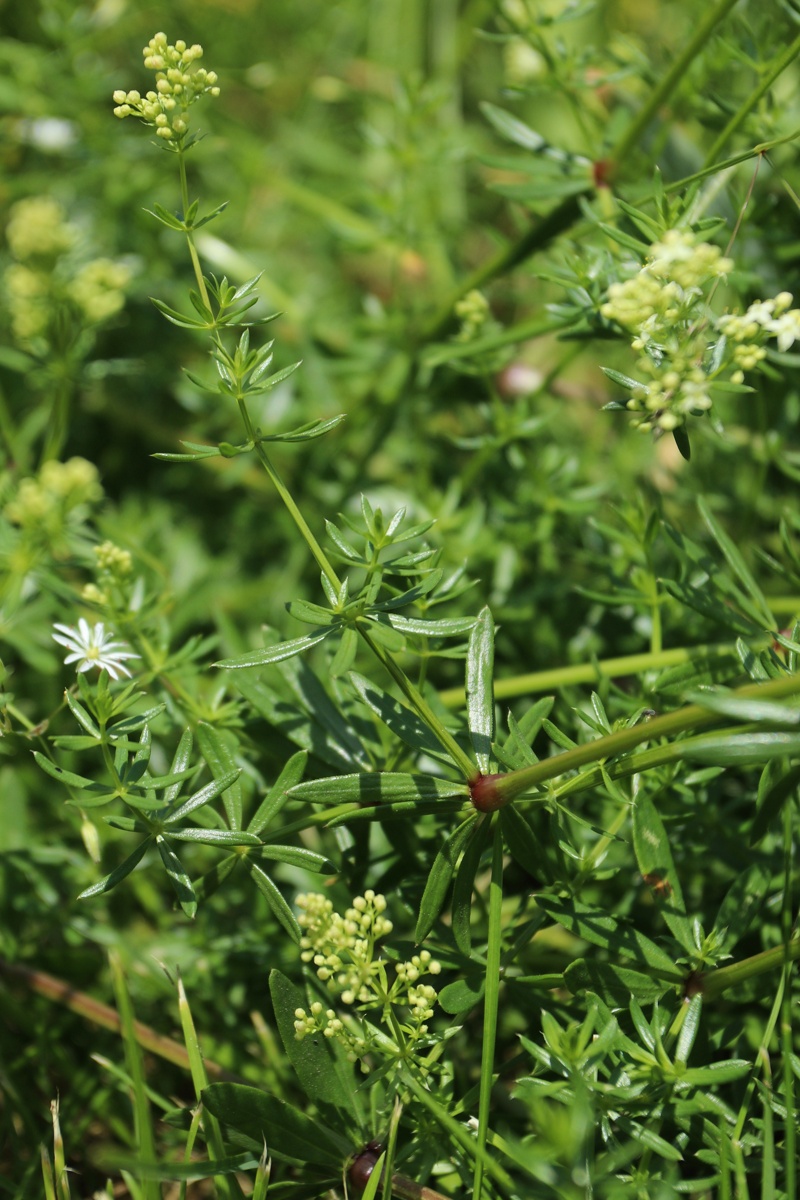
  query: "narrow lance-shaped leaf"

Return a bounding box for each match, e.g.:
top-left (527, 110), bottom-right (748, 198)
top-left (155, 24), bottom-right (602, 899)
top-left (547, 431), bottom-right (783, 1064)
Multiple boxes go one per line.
top-left (164, 728), bottom-right (193, 808)
top-left (676, 732), bottom-right (800, 766)
top-left (157, 836), bottom-right (197, 919)
top-left (110, 705), bottom-right (167, 736)
top-left (249, 750), bottom-right (308, 836)
top-left (78, 837), bottom-right (152, 899)
top-left (711, 860), bottom-right (773, 954)
top-left (329, 626), bottom-right (358, 677)
top-left (215, 629), bottom-right (333, 669)
top-left (248, 863), bottom-right (301, 942)
top-left (466, 607), bottom-right (495, 774)
top-left (451, 815), bottom-right (493, 955)
top-left (416, 815), bottom-right (477, 942)
top-left (64, 691), bottom-right (101, 739)
top-left (256, 845), bottom-right (334, 872)
top-left (534, 895), bottom-right (683, 981)
top-left (750, 761), bottom-right (800, 846)
top-left (289, 772), bottom-right (468, 806)
top-left (201, 1083), bottom-right (347, 1168)
top-left (349, 672), bottom-right (455, 768)
top-left (563, 959), bottom-right (670, 1005)
top-left (265, 414), bottom-right (346, 444)
top-left (698, 496), bottom-right (774, 627)
top-left (168, 829), bottom-right (261, 846)
top-left (165, 768), bottom-right (242, 824)
top-left (632, 789), bottom-right (694, 953)
top-left (196, 723), bottom-right (243, 830)
top-left (269, 970), bottom-right (363, 1130)
top-left (33, 752), bottom-right (101, 791)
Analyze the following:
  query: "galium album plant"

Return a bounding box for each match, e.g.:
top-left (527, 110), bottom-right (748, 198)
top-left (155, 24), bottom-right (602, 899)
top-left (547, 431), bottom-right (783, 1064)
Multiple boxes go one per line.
top-left (4, 4), bottom-right (800, 1198)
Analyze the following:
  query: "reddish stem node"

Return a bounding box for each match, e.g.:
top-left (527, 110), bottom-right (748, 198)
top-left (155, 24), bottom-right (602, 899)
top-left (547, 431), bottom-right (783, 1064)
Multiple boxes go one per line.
top-left (469, 772), bottom-right (508, 813)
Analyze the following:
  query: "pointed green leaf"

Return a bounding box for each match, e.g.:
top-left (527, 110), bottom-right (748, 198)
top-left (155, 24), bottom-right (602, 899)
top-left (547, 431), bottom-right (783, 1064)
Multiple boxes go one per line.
top-left (289, 772), bottom-right (468, 806)
top-left (201, 1083), bottom-right (347, 1168)
top-left (675, 732), bottom-right (800, 766)
top-left (167, 829), bottom-right (261, 845)
top-left (166, 767), bottom-right (241, 824)
top-left (164, 728), bottom-right (193, 807)
top-left (196, 724), bottom-right (243, 830)
top-left (269, 970), bottom-right (362, 1130)
top-left (751, 761), bottom-right (800, 845)
top-left (563, 958), bottom-right (670, 1004)
top-left (157, 836), bottom-right (197, 918)
top-left (215, 630), bottom-right (333, 668)
top-left (249, 751), bottom-right (308, 836)
top-left (451, 815), bottom-right (493, 955)
top-left (687, 690), bottom-right (800, 727)
top-left (480, 102), bottom-right (548, 152)
top-left (349, 673), bottom-right (454, 767)
top-left (235, 673), bottom-right (368, 773)
top-left (50, 735), bottom-right (104, 751)
top-left (64, 692), bottom-right (102, 738)
top-left (33, 752), bottom-right (98, 790)
top-left (679, 1060), bottom-right (751, 1084)
top-left (285, 600), bottom-right (336, 628)
top-left (145, 203), bottom-right (187, 231)
top-left (248, 863), bottom-right (301, 941)
top-left (632, 790), bottom-right (693, 952)
top-left (110, 705), bottom-right (167, 736)
top-left (265, 414), bottom-right (346, 443)
top-left (500, 804), bottom-right (544, 880)
top-left (534, 895), bottom-right (683, 981)
top-left (466, 607), bottom-right (495, 773)
top-left (698, 497), bottom-right (773, 626)
top-left (712, 861), bottom-right (773, 954)
top-left (382, 614), bottom-right (477, 637)
top-left (438, 975), bottom-right (486, 1014)
top-left (78, 838), bottom-right (151, 898)
top-left (415, 815), bottom-right (477, 941)
top-left (329, 627), bottom-right (358, 677)
top-left (256, 845), bottom-right (334, 872)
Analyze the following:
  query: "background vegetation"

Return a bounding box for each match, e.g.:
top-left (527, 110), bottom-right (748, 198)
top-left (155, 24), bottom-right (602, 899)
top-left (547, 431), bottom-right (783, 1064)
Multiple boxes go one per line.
top-left (3, 0), bottom-right (800, 1196)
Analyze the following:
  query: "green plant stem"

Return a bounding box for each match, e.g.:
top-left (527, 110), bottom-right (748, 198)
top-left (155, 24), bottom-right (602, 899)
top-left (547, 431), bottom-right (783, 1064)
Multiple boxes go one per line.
top-left (703, 940), bottom-right (800, 1002)
top-left (109, 950), bottom-right (160, 1200)
top-left (702, 32), bottom-right (800, 169)
top-left (40, 372), bottom-right (72, 466)
top-left (178, 149), bottom-right (211, 311)
top-left (420, 194), bottom-right (587, 341)
top-left (437, 640), bottom-right (764, 708)
top-left (234, 397), bottom-right (476, 775)
top-left (780, 798), bottom-right (796, 1197)
top-left (177, 975), bottom-right (243, 1200)
top-left (664, 129), bottom-right (800, 198)
top-left (493, 671), bottom-right (800, 804)
top-left (611, 0), bottom-right (741, 167)
top-left (419, 0), bottom-right (740, 341)
top-left (237, 400), bottom-right (342, 593)
top-left (401, 1071), bottom-right (515, 1193)
top-left (358, 626), bottom-right (476, 777)
top-left (472, 826), bottom-right (504, 1200)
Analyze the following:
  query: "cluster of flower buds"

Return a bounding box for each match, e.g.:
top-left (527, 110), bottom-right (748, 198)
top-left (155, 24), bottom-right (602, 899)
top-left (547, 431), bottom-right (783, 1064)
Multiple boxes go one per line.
top-left (292, 890), bottom-right (442, 1064)
top-left (601, 227), bottom-right (800, 434)
top-left (113, 33), bottom-right (220, 142)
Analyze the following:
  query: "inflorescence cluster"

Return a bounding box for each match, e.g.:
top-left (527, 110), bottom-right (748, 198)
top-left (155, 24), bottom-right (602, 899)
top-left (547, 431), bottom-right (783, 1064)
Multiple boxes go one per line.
top-left (4, 198), bottom-right (129, 345)
top-left (293, 891), bottom-right (441, 1067)
top-left (601, 228), bottom-right (800, 433)
top-left (113, 33), bottom-right (220, 143)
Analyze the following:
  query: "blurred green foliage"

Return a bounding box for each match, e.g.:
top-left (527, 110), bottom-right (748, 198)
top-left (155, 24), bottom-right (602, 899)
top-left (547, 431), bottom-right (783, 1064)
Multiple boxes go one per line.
top-left (3, 0), bottom-right (800, 1196)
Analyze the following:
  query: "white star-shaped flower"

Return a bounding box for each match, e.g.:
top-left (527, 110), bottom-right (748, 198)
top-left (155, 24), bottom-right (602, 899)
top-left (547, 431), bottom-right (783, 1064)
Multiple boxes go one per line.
top-left (767, 309), bottom-right (800, 353)
top-left (52, 618), bottom-right (139, 680)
